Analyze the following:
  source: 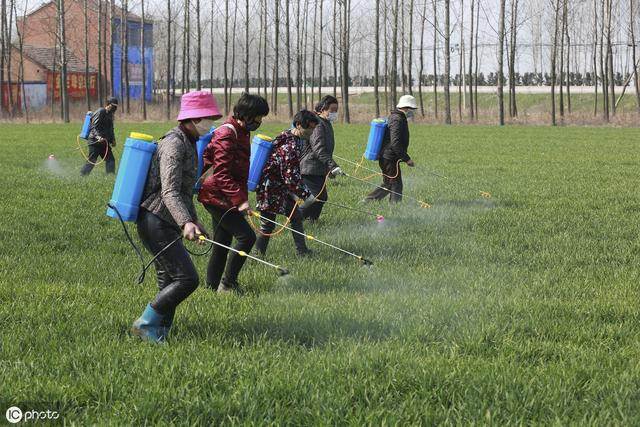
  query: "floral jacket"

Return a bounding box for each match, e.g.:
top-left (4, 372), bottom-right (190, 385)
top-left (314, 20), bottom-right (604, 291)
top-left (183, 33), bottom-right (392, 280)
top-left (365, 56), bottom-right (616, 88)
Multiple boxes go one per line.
top-left (255, 129), bottom-right (311, 215)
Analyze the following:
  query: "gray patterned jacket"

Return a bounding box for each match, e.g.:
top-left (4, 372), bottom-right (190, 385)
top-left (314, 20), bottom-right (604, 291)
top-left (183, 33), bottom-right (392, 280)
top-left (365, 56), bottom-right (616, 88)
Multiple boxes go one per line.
top-left (140, 125), bottom-right (199, 227)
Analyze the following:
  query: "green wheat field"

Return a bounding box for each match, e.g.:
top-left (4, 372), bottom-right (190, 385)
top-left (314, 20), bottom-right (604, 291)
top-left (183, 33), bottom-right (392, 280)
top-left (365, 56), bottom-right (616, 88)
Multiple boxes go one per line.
top-left (1, 121), bottom-right (639, 425)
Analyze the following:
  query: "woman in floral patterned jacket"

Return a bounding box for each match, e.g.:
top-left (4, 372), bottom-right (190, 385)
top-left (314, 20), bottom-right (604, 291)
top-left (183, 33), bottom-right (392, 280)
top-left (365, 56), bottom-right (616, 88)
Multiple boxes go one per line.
top-left (255, 110), bottom-right (319, 256)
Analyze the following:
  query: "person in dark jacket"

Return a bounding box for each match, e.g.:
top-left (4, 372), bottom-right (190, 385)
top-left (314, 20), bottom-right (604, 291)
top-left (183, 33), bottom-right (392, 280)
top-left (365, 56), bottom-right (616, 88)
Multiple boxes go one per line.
top-left (255, 110), bottom-right (319, 256)
top-left (131, 90), bottom-right (222, 343)
top-left (80, 96), bottom-right (118, 175)
top-left (299, 95), bottom-right (343, 220)
top-left (198, 93), bottom-right (269, 294)
top-left (365, 95), bottom-right (417, 203)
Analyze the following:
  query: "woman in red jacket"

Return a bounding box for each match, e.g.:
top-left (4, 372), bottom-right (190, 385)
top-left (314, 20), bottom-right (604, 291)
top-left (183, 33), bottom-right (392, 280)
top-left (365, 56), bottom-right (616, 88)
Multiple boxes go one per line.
top-left (198, 93), bottom-right (270, 294)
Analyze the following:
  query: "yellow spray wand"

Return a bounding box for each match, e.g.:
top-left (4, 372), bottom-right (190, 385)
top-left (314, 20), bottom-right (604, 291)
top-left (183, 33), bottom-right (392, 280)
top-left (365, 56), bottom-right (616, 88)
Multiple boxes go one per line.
top-left (335, 155), bottom-right (491, 199)
top-left (250, 211), bottom-right (373, 266)
top-left (341, 172), bottom-right (433, 209)
top-left (197, 234), bottom-right (290, 276)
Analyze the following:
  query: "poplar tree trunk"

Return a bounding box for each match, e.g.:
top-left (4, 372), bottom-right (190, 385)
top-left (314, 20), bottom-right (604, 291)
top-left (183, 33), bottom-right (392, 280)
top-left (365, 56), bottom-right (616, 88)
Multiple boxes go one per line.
top-left (408, 0), bottom-right (413, 95)
top-left (418, 0), bottom-right (426, 117)
top-left (223, 0), bottom-right (229, 113)
top-left (141, 0), bottom-right (147, 119)
top-left (166, 0), bottom-right (171, 120)
top-left (468, 0), bottom-right (475, 120)
top-left (98, 0), bottom-right (103, 105)
top-left (123, 0), bottom-right (129, 112)
top-left (318, 0), bottom-right (323, 102)
top-left (272, 0), bottom-right (279, 114)
top-left (509, 0), bottom-right (518, 117)
top-left (551, 0), bottom-right (561, 126)
top-left (0, 0), bottom-right (5, 119)
top-left (196, 0), bottom-right (201, 90)
top-left (497, 0), bottom-right (506, 125)
top-left (84, 0), bottom-right (90, 110)
top-left (632, 0), bottom-right (640, 111)
top-left (341, 0), bottom-right (351, 122)
top-left (244, 0), bottom-right (249, 92)
top-left (433, 0), bottom-right (438, 119)
top-left (444, 0), bottom-right (452, 124)
top-left (286, 0), bottom-right (293, 117)
top-left (391, 0), bottom-right (398, 106)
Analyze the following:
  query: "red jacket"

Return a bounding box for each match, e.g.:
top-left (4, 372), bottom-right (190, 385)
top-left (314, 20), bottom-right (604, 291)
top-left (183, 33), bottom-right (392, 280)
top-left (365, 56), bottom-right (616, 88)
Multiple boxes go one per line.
top-left (198, 116), bottom-right (250, 209)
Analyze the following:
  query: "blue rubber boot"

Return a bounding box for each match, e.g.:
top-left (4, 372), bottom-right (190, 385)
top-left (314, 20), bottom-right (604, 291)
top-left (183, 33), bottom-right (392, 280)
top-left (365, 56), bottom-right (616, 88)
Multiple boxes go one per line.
top-left (158, 308), bottom-right (175, 339)
top-left (131, 303), bottom-right (169, 343)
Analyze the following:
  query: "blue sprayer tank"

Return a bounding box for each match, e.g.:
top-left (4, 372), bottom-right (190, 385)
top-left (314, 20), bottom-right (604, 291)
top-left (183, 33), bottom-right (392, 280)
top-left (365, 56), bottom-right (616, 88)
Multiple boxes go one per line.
top-left (106, 132), bottom-right (157, 222)
top-left (80, 111), bottom-right (92, 139)
top-left (364, 118), bottom-right (388, 160)
top-left (194, 125), bottom-right (216, 193)
top-left (248, 134), bottom-right (274, 192)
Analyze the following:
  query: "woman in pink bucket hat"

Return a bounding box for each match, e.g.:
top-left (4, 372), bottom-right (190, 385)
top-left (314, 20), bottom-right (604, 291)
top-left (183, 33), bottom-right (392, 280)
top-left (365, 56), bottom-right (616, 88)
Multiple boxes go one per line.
top-left (131, 90), bottom-right (222, 343)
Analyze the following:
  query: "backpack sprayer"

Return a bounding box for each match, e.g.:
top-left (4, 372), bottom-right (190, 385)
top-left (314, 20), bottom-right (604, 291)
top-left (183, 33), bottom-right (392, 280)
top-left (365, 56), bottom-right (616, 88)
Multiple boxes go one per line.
top-left (249, 211), bottom-right (373, 266)
top-left (105, 130), bottom-right (289, 284)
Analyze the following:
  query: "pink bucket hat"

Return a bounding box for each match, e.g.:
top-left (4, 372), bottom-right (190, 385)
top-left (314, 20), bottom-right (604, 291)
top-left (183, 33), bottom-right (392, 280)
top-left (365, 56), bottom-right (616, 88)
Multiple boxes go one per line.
top-left (177, 90), bottom-right (222, 121)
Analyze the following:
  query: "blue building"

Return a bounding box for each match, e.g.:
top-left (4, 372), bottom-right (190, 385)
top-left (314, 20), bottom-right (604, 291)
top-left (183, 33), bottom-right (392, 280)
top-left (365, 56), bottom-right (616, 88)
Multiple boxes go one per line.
top-left (112, 17), bottom-right (153, 102)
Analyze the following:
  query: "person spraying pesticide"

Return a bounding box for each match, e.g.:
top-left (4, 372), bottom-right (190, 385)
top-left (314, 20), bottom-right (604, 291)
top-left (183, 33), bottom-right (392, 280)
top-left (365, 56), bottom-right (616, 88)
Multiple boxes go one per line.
top-left (365, 95), bottom-right (417, 203)
top-left (198, 93), bottom-right (270, 294)
top-left (131, 90), bottom-right (222, 343)
top-left (299, 95), bottom-right (344, 220)
top-left (80, 96), bottom-right (118, 176)
top-left (254, 110), bottom-right (319, 257)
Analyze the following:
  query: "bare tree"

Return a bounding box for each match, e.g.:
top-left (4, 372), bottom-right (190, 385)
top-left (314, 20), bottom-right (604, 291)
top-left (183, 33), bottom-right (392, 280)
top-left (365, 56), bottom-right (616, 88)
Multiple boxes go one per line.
top-left (332, 0), bottom-right (337, 97)
top-left (474, 0), bottom-right (480, 118)
top-left (98, 0), bottom-right (103, 104)
top-left (263, 0), bottom-right (268, 99)
top-left (58, 0), bottom-right (69, 122)
top-left (311, 0), bottom-right (318, 107)
top-left (123, 0), bottom-right (130, 113)
top-left (84, 0), bottom-right (90, 111)
top-left (632, 0), bottom-right (640, 111)
top-left (600, 0), bottom-right (609, 119)
top-left (5, 0), bottom-right (14, 115)
top-left (593, 0), bottom-right (598, 116)
top-left (295, 0), bottom-right (301, 110)
top-left (459, 0), bottom-right (465, 121)
top-left (551, 0), bottom-right (561, 126)
top-left (303, 0), bottom-right (310, 107)
top-left (433, 0), bottom-right (438, 119)
top-left (286, 0), bottom-right (293, 117)
top-left (509, 0), bottom-right (518, 117)
top-left (318, 0), bottom-right (323, 102)
top-left (272, 0), bottom-right (279, 114)
top-left (223, 0), bottom-right (229, 113)
top-left (384, 0), bottom-right (389, 110)
top-left (419, 0), bottom-right (426, 117)
top-left (468, 0), bottom-right (475, 120)
top-left (15, 0), bottom-right (28, 121)
top-left (408, 0), bottom-right (414, 95)
top-left (141, 0), bottom-right (147, 119)
top-left (0, 0), bottom-right (5, 119)
top-left (444, 0), bottom-right (452, 124)
top-left (497, 0), bottom-right (506, 125)
top-left (258, 0), bottom-right (264, 94)
top-left (564, 0), bottom-right (570, 113)
top-left (244, 0), bottom-right (249, 92)
top-left (229, 1), bottom-right (238, 96)
top-left (166, 0), bottom-right (172, 120)
top-left (559, 0), bottom-right (565, 117)
top-left (341, 0), bottom-right (351, 122)
top-left (391, 0), bottom-right (398, 106)
top-left (606, 0), bottom-right (614, 115)
top-left (401, 2), bottom-right (405, 92)
top-left (196, 0), bottom-right (201, 90)
top-left (109, 0), bottom-right (114, 95)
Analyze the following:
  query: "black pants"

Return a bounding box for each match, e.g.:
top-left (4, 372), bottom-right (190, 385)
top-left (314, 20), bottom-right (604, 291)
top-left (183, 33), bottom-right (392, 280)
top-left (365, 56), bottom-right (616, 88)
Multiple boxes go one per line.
top-left (80, 142), bottom-right (115, 175)
top-left (300, 174), bottom-right (328, 220)
top-left (136, 209), bottom-right (199, 316)
top-left (204, 205), bottom-right (256, 288)
top-left (365, 158), bottom-right (403, 203)
top-left (255, 200), bottom-right (308, 255)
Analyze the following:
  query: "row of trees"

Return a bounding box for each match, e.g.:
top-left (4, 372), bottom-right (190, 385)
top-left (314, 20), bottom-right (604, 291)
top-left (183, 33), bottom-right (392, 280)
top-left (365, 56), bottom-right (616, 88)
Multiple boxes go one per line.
top-left (1, 0), bottom-right (639, 125)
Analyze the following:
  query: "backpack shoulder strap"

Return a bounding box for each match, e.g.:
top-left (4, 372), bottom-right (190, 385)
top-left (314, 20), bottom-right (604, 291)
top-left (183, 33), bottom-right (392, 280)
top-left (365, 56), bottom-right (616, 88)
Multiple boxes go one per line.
top-left (221, 123), bottom-right (238, 138)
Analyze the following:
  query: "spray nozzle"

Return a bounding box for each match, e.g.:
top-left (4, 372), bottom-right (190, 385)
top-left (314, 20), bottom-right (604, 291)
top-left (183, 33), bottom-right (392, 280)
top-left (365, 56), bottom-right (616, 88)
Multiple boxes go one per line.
top-left (419, 201), bottom-right (432, 209)
top-left (277, 267), bottom-right (290, 276)
top-left (359, 257), bottom-right (373, 266)
top-left (376, 214), bottom-right (385, 223)
top-left (480, 191), bottom-right (492, 198)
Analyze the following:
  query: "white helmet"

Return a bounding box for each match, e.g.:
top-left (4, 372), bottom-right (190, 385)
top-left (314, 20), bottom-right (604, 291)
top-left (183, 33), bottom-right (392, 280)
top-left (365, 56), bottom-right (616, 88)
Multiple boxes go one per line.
top-left (396, 95), bottom-right (417, 110)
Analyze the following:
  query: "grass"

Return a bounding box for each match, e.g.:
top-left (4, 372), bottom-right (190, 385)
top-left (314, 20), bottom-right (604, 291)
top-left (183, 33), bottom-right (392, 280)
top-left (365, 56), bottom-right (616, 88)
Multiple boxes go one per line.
top-left (1, 121), bottom-right (640, 424)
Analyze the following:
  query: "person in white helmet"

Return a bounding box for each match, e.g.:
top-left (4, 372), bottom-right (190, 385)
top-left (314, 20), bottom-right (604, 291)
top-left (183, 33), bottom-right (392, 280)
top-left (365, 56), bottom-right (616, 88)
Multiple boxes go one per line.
top-left (365, 94), bottom-right (416, 203)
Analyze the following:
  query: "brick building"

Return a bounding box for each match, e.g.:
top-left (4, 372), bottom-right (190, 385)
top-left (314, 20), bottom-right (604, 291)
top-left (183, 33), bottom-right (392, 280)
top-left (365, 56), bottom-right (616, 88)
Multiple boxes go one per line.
top-left (1, 0), bottom-right (152, 112)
